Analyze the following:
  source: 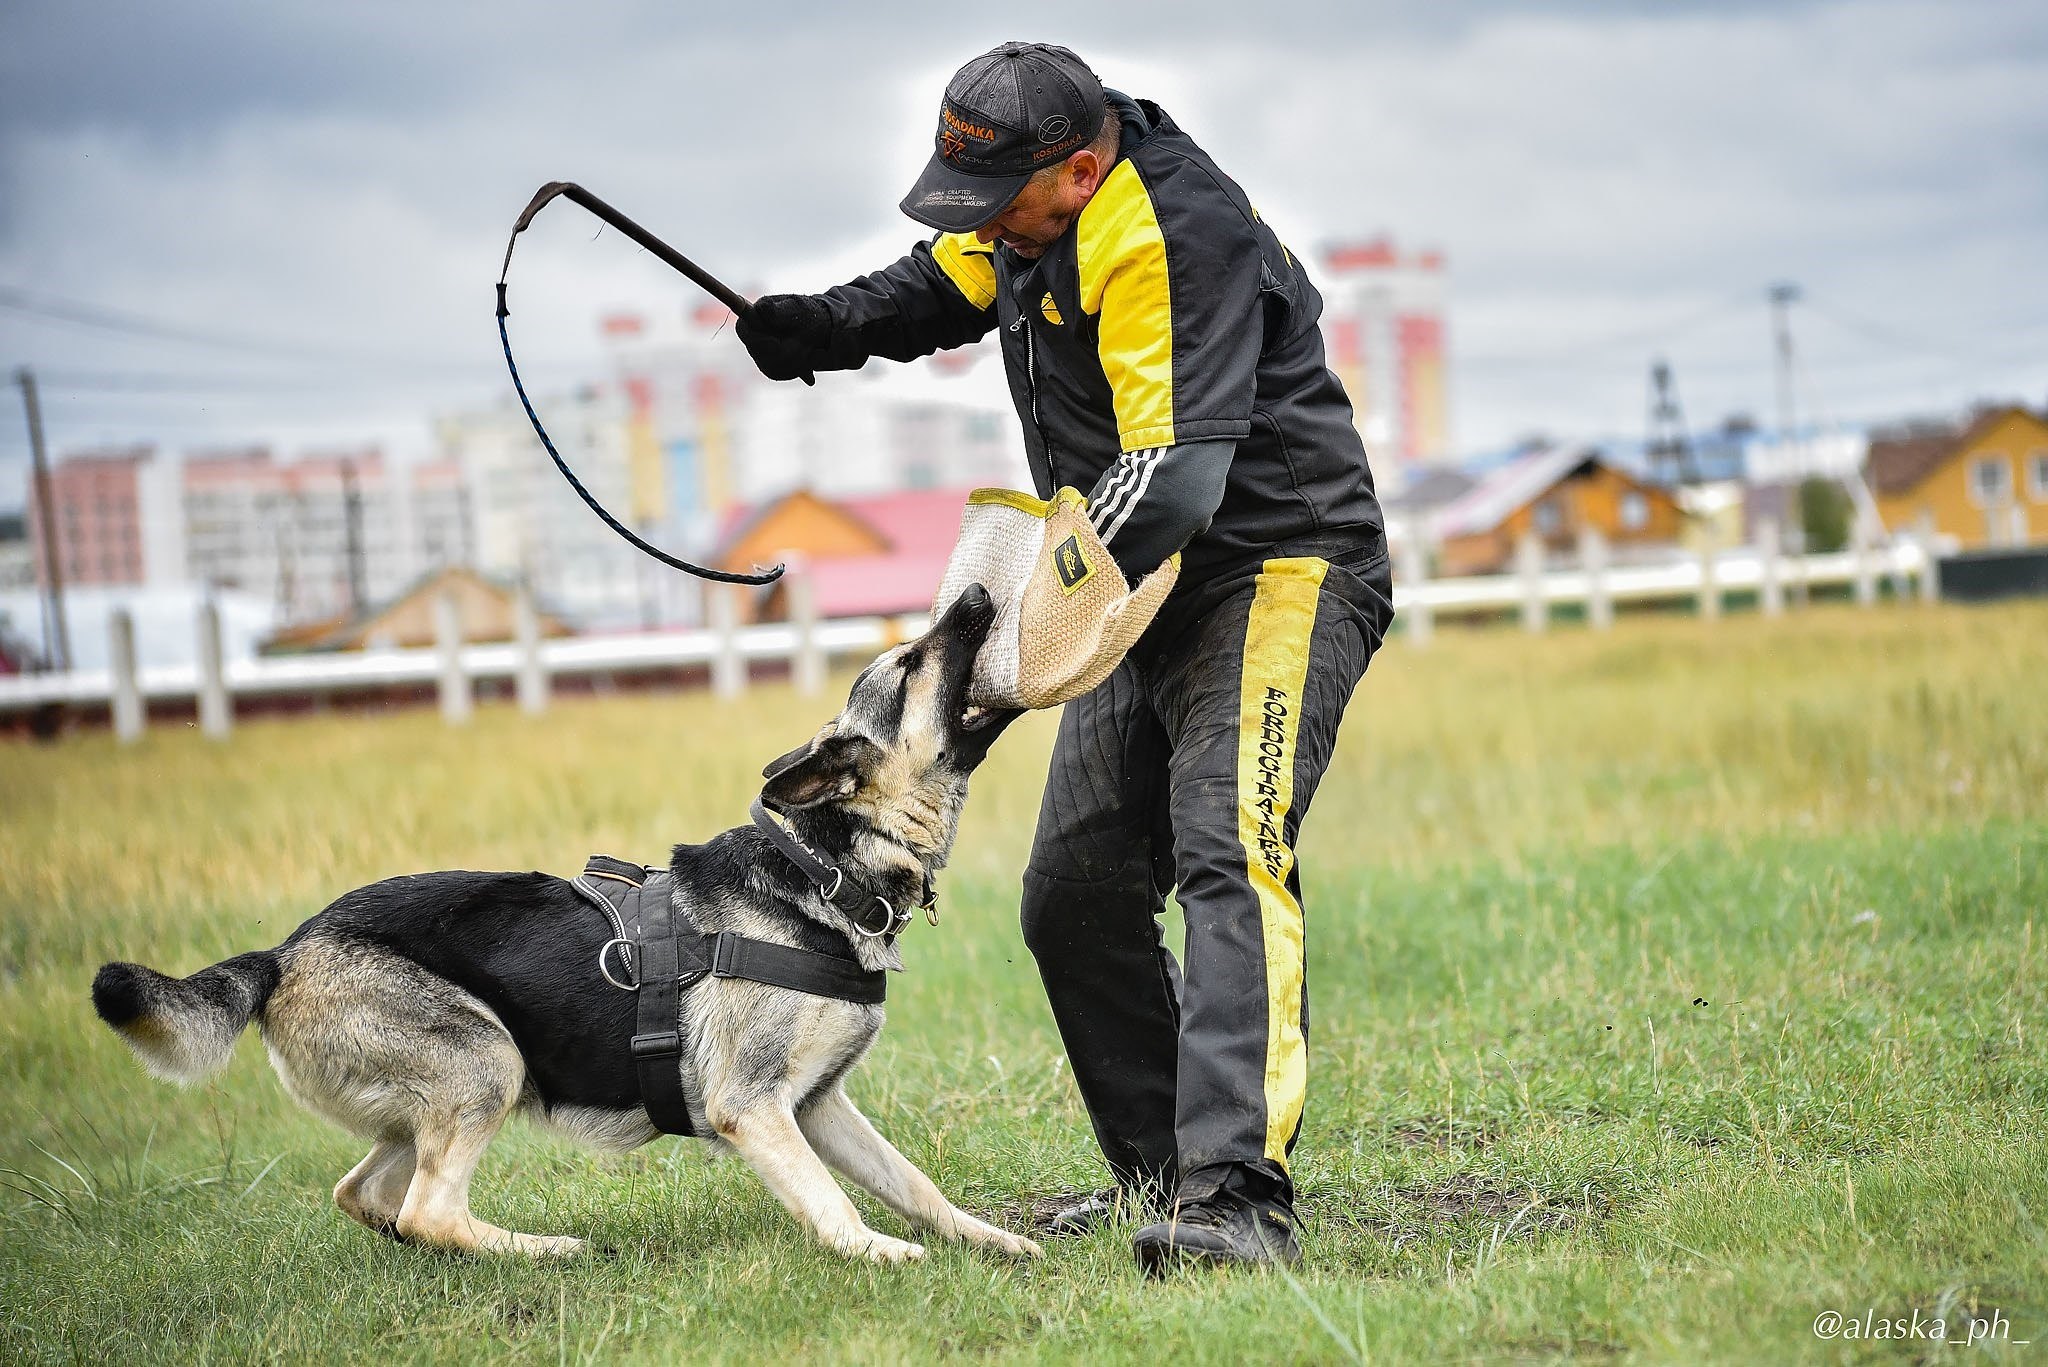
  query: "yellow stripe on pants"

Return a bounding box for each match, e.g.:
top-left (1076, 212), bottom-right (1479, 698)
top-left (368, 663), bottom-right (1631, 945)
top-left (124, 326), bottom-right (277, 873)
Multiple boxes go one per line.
top-left (1236, 557), bottom-right (1326, 1168)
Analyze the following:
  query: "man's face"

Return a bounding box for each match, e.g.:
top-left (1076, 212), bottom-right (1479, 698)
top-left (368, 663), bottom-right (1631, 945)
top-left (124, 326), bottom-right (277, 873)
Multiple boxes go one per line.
top-left (973, 152), bottom-right (1104, 259)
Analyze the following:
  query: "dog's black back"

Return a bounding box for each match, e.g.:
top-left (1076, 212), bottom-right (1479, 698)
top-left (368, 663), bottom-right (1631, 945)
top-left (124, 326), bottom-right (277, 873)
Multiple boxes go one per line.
top-left (291, 868), bottom-right (640, 1109)
top-left (285, 828), bottom-right (867, 1113)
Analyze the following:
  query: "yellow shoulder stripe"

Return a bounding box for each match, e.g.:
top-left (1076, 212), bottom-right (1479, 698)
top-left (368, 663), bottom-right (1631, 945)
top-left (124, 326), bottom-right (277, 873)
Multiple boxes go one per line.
top-left (931, 233), bottom-right (997, 310)
top-left (1076, 161), bottom-right (1175, 450)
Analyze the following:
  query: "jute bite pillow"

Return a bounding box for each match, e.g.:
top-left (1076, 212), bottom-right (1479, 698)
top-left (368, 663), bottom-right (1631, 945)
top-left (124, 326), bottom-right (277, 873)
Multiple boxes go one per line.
top-left (932, 487), bottom-right (1178, 709)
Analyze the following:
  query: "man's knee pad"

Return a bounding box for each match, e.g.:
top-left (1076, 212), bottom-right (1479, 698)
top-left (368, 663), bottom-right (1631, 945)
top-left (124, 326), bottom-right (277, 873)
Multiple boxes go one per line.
top-left (1019, 867), bottom-right (1071, 958)
top-left (1020, 864), bottom-right (1154, 960)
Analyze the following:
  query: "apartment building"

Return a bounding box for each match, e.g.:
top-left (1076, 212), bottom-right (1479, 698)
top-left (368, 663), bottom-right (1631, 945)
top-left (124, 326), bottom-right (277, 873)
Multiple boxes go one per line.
top-left (183, 446), bottom-right (403, 621)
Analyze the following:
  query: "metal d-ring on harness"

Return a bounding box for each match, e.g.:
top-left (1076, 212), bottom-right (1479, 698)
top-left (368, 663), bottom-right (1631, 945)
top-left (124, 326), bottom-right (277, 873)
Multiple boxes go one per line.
top-left (494, 181), bottom-right (785, 587)
top-left (577, 863), bottom-right (648, 991)
top-left (569, 853), bottom-right (891, 1137)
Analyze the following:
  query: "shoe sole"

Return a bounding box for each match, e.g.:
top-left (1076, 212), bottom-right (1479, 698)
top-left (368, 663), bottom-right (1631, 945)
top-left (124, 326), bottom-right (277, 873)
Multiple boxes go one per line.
top-left (1134, 1237), bottom-right (1300, 1277)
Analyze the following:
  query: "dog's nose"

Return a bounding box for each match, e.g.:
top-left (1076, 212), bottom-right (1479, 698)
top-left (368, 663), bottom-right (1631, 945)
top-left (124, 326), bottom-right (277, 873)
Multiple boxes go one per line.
top-left (936, 582), bottom-right (996, 646)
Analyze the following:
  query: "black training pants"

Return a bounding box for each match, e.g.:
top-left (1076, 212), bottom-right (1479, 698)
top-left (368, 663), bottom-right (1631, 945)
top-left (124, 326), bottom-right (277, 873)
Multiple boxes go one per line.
top-left (1021, 550), bottom-right (1392, 1198)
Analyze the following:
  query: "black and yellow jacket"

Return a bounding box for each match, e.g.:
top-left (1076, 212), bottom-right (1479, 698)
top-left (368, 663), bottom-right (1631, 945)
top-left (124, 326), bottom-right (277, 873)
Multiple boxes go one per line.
top-left (807, 92), bottom-right (1385, 598)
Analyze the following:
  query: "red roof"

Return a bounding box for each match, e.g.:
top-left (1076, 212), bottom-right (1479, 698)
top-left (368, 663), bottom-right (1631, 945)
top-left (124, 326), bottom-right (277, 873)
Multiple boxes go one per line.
top-left (721, 486), bottom-right (976, 618)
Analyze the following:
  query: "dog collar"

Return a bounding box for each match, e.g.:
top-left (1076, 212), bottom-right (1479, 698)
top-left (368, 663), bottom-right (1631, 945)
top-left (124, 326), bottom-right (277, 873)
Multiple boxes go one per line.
top-left (749, 798), bottom-right (937, 940)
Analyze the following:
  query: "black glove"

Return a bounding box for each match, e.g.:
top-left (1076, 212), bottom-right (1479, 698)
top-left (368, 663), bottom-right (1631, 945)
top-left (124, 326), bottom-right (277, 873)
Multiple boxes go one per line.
top-left (736, 294), bottom-right (833, 384)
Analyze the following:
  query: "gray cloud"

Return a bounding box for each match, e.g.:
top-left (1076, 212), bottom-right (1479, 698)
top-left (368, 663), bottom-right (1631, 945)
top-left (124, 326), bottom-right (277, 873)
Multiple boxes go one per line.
top-left (2, 0), bottom-right (2043, 496)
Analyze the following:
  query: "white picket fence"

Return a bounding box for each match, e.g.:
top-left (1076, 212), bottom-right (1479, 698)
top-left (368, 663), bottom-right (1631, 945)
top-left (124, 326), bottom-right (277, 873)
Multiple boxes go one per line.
top-left (1395, 525), bottom-right (1935, 644)
top-left (0, 526), bottom-right (1939, 741)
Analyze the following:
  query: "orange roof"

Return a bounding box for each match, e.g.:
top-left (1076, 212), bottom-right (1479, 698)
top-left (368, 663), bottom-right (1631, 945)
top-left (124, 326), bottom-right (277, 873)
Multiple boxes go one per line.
top-left (717, 486), bottom-right (979, 618)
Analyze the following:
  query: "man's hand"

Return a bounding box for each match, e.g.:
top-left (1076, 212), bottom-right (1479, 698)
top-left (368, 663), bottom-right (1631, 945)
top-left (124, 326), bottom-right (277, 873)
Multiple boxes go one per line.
top-left (737, 294), bottom-right (833, 383)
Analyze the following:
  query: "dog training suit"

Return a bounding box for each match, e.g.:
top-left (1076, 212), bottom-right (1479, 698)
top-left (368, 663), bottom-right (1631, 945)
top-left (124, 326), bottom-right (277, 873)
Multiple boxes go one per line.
top-left (770, 92), bottom-right (1392, 1204)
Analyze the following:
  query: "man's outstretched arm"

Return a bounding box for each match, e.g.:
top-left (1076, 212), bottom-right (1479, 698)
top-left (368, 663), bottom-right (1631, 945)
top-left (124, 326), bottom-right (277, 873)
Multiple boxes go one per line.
top-left (737, 235), bottom-right (998, 381)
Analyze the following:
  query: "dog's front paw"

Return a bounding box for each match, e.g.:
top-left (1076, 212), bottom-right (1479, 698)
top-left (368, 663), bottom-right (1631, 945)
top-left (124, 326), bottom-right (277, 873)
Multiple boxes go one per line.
top-left (949, 1214), bottom-right (1044, 1259)
top-left (1011, 1232), bottom-right (1046, 1260)
top-left (851, 1232), bottom-right (927, 1263)
top-left (986, 1228), bottom-right (1043, 1260)
top-left (515, 1233), bottom-right (587, 1259)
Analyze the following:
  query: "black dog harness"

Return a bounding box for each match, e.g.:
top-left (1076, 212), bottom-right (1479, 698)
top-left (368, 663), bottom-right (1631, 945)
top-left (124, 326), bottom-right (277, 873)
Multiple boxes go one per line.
top-left (569, 810), bottom-right (933, 1137)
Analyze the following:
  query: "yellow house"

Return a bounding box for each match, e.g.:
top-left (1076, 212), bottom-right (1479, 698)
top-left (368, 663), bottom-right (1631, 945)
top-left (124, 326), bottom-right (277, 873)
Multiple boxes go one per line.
top-left (1870, 406), bottom-right (2048, 549)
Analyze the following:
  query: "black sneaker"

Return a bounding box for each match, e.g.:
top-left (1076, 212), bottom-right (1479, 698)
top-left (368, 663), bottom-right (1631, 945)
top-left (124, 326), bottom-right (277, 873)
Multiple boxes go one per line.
top-left (1132, 1169), bottom-right (1302, 1273)
top-left (1037, 1184), bottom-right (1165, 1238)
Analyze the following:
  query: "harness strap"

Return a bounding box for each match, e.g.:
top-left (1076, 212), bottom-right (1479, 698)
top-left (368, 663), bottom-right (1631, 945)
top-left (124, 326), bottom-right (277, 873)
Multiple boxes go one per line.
top-left (578, 855), bottom-right (888, 1138)
top-left (708, 932), bottom-right (886, 1006)
top-left (584, 854), bottom-right (652, 885)
top-left (629, 872), bottom-right (700, 1137)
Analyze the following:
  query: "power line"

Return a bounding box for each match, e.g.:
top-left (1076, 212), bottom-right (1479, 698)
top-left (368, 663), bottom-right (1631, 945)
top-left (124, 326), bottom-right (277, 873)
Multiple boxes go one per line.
top-left (0, 284), bottom-right (487, 375)
top-left (1798, 292), bottom-right (2048, 367)
top-left (1457, 290), bottom-right (1757, 369)
top-left (12, 367), bottom-right (512, 398)
top-left (0, 284), bottom-right (362, 362)
top-left (14, 369), bottom-right (402, 395)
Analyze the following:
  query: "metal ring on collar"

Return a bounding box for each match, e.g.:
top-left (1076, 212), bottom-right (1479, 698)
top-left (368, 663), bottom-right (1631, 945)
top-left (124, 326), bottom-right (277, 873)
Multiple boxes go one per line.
top-left (598, 938), bottom-right (640, 991)
top-left (852, 896), bottom-right (904, 939)
top-left (822, 865), bottom-right (844, 901)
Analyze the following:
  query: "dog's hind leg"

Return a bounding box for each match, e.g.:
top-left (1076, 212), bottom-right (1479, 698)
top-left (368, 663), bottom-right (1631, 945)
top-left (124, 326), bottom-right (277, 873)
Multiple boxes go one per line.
top-left (797, 1087), bottom-right (1041, 1258)
top-left (393, 1068), bottom-right (583, 1259)
top-left (712, 1099), bottom-right (925, 1263)
top-left (265, 938), bottom-right (581, 1258)
top-left (334, 1140), bottom-right (414, 1237)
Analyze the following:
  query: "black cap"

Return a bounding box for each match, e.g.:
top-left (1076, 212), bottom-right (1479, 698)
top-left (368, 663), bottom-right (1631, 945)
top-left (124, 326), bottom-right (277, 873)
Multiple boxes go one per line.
top-left (900, 42), bottom-right (1106, 233)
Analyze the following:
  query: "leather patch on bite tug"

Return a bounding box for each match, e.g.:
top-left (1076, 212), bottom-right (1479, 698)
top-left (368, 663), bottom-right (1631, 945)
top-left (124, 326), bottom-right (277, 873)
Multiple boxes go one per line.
top-left (932, 487), bottom-right (1177, 710)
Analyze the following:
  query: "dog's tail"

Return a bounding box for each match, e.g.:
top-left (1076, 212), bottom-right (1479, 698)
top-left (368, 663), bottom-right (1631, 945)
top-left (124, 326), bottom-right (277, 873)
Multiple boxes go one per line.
top-left (91, 950), bottom-right (282, 1084)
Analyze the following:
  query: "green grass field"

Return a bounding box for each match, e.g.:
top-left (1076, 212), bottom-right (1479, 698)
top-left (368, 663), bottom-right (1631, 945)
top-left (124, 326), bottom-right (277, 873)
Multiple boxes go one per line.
top-left (3, 602), bottom-right (2044, 1364)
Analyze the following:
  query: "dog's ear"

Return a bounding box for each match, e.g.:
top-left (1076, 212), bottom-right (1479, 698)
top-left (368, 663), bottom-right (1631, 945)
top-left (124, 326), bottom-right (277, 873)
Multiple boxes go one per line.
top-left (761, 721), bottom-right (837, 781)
top-left (761, 741), bottom-right (815, 783)
top-left (761, 733), bottom-right (875, 811)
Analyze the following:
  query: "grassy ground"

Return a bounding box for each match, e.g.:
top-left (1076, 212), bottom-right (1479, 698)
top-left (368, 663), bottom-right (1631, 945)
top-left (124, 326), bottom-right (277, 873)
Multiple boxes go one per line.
top-left (2, 601), bottom-right (2044, 1364)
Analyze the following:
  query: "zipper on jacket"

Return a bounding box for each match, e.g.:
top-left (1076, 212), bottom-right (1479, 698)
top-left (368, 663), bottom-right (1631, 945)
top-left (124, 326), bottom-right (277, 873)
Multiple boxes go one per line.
top-left (1012, 312), bottom-right (1056, 488)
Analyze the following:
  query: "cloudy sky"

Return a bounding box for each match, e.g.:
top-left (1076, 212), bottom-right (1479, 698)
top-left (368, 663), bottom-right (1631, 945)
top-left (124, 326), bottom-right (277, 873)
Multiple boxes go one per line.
top-left (2, 0), bottom-right (2043, 507)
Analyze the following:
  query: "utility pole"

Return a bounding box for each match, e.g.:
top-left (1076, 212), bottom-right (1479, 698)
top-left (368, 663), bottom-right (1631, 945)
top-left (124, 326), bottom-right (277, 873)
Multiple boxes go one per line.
top-left (456, 484), bottom-right (475, 566)
top-left (1646, 357), bottom-right (1696, 486)
top-left (1767, 283), bottom-right (1808, 581)
top-left (1768, 282), bottom-right (1802, 462)
top-left (340, 456), bottom-right (367, 618)
top-left (15, 367), bottom-right (70, 672)
top-left (274, 519), bottom-right (297, 623)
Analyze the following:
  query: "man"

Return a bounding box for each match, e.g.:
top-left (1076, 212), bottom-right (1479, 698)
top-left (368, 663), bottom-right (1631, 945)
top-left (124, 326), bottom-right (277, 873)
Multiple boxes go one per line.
top-left (737, 42), bottom-right (1393, 1271)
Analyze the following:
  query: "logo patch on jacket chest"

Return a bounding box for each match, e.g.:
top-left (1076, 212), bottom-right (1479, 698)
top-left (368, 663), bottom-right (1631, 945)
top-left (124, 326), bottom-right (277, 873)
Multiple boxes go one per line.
top-left (1039, 292), bottom-right (1064, 326)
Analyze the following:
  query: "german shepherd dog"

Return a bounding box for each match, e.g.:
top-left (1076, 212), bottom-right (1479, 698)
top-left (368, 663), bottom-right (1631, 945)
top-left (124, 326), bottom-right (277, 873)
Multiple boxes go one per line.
top-left (91, 585), bottom-right (1041, 1264)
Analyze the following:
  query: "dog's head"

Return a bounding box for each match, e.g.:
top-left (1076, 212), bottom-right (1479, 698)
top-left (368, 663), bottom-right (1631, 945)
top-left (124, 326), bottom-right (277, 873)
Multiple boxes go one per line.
top-left (759, 584), bottom-right (1012, 866)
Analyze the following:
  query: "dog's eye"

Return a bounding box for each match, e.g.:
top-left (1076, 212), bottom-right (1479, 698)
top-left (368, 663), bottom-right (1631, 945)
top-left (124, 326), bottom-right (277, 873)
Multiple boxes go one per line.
top-left (899, 649), bottom-right (925, 672)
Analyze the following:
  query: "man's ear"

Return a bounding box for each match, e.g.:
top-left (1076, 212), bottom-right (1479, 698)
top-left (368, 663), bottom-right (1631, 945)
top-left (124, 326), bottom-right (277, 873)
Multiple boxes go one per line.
top-left (761, 733), bottom-right (873, 812)
top-left (1068, 148), bottom-right (1106, 198)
